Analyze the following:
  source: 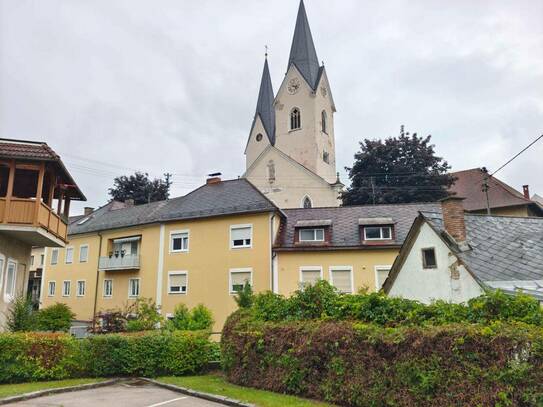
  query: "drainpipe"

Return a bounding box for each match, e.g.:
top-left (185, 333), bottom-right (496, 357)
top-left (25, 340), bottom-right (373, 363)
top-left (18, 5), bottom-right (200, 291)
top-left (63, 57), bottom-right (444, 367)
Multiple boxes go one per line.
top-left (92, 233), bottom-right (103, 329)
top-left (269, 213), bottom-right (275, 292)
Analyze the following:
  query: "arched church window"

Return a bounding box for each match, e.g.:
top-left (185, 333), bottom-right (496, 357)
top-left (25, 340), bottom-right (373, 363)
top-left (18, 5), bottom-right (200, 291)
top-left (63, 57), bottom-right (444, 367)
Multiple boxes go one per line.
top-left (290, 108), bottom-right (301, 130)
top-left (267, 160), bottom-right (276, 183)
top-left (321, 110), bottom-right (327, 134)
top-left (256, 133), bottom-right (263, 142)
top-left (302, 196), bottom-right (312, 208)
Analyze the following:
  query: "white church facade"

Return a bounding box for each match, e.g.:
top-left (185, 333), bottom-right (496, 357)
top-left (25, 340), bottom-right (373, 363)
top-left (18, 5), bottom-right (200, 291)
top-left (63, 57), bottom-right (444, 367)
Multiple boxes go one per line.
top-left (243, 0), bottom-right (343, 209)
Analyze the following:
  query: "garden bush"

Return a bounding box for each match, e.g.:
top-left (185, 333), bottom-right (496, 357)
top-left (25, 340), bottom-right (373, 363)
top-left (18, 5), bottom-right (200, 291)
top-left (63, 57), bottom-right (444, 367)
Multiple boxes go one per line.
top-left (35, 303), bottom-right (75, 332)
top-left (0, 331), bottom-right (213, 383)
top-left (4, 295), bottom-right (36, 332)
top-left (4, 300), bottom-right (74, 333)
top-left (165, 304), bottom-right (214, 331)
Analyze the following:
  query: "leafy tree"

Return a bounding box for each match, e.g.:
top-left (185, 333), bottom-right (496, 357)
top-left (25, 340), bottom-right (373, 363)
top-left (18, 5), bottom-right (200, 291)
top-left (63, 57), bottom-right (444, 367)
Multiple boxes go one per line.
top-left (342, 127), bottom-right (455, 205)
top-left (108, 171), bottom-right (172, 205)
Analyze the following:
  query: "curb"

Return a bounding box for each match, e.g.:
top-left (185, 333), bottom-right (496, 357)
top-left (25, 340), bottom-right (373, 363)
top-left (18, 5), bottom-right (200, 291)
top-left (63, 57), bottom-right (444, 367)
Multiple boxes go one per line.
top-left (140, 377), bottom-right (255, 407)
top-left (0, 378), bottom-right (121, 405)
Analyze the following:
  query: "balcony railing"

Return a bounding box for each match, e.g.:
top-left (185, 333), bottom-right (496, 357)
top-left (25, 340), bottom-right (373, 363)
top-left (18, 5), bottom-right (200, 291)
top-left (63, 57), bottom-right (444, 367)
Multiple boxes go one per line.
top-left (0, 198), bottom-right (67, 242)
top-left (99, 254), bottom-right (140, 271)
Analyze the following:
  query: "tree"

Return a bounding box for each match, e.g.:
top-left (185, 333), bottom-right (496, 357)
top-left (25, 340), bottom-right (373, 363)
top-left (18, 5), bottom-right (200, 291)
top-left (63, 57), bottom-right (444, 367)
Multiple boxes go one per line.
top-left (342, 127), bottom-right (454, 205)
top-left (108, 172), bottom-right (172, 205)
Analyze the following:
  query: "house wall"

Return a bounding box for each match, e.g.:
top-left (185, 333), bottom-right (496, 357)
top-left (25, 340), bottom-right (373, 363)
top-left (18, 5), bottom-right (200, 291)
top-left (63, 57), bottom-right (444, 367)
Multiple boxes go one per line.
top-left (275, 248), bottom-right (399, 295)
top-left (470, 205), bottom-right (529, 217)
top-left (388, 223), bottom-right (483, 303)
top-left (30, 247), bottom-right (45, 272)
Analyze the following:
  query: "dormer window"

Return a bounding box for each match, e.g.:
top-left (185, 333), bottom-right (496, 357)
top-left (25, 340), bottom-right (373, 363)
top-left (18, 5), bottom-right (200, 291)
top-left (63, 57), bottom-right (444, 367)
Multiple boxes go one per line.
top-left (359, 218), bottom-right (395, 242)
top-left (290, 108), bottom-right (301, 130)
top-left (300, 228), bottom-right (324, 242)
top-left (295, 219), bottom-right (332, 244)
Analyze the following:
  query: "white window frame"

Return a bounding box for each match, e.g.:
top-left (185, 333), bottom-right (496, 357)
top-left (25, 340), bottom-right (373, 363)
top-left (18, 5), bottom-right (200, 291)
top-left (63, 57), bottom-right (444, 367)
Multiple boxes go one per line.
top-left (299, 228), bottom-right (325, 242)
top-left (62, 280), bottom-right (71, 297)
top-left (79, 244), bottom-right (89, 263)
top-left (299, 266), bottom-right (323, 287)
top-left (4, 259), bottom-right (17, 302)
top-left (329, 266), bottom-right (354, 294)
top-left (230, 224), bottom-right (253, 249)
top-left (0, 253), bottom-right (5, 291)
top-left (76, 280), bottom-right (86, 297)
top-left (229, 268), bottom-right (253, 294)
top-left (170, 230), bottom-right (189, 253)
top-left (168, 271), bottom-right (188, 294)
top-left (48, 281), bottom-right (56, 297)
top-left (128, 278), bottom-right (140, 298)
top-left (103, 279), bottom-right (113, 298)
top-left (51, 248), bottom-right (59, 265)
top-left (363, 226), bottom-right (393, 241)
top-left (65, 246), bottom-right (74, 264)
top-left (374, 265), bottom-right (392, 291)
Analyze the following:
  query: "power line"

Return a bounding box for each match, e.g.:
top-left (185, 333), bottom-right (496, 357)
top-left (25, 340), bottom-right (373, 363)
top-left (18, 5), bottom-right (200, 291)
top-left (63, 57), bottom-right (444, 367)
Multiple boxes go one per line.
top-left (490, 134), bottom-right (543, 177)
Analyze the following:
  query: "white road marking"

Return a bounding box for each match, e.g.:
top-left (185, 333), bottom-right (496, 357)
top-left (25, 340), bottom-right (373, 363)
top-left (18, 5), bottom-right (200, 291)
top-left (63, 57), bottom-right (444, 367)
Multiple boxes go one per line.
top-left (145, 396), bottom-right (188, 407)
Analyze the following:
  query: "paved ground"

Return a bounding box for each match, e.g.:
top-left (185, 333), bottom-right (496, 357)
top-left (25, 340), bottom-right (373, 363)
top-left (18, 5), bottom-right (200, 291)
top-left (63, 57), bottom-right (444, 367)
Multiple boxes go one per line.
top-left (4, 381), bottom-right (226, 407)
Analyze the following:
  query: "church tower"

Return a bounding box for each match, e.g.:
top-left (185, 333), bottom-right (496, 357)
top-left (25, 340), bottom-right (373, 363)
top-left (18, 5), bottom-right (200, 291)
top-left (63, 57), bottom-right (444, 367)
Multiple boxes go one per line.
top-left (244, 0), bottom-right (342, 209)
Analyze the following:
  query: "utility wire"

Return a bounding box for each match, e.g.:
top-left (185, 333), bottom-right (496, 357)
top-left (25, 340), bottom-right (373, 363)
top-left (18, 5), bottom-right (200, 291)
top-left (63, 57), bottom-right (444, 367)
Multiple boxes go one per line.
top-left (490, 134), bottom-right (543, 177)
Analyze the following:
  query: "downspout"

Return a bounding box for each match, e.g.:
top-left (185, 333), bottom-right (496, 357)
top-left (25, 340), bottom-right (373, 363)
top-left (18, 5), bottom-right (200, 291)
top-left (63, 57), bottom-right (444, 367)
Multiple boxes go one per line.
top-left (269, 212), bottom-right (277, 293)
top-left (38, 248), bottom-right (48, 309)
top-left (155, 224), bottom-right (165, 314)
top-left (92, 233), bottom-right (103, 329)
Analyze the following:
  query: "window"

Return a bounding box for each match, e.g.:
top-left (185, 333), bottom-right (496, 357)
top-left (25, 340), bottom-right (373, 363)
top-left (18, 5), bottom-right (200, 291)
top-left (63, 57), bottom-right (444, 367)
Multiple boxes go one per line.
top-left (300, 267), bottom-right (322, 287)
top-left (422, 248), bottom-right (437, 269)
top-left (364, 226), bottom-right (392, 240)
top-left (299, 228), bottom-right (324, 242)
top-left (170, 231), bottom-right (189, 252)
top-left (229, 269), bottom-right (252, 293)
top-left (128, 278), bottom-right (140, 297)
top-left (79, 245), bottom-right (89, 263)
top-left (77, 280), bottom-right (86, 297)
top-left (40, 254), bottom-right (44, 266)
top-left (168, 272), bottom-right (188, 294)
top-left (103, 279), bottom-right (113, 297)
top-left (323, 151), bottom-right (329, 164)
top-left (62, 280), bottom-right (71, 297)
top-left (256, 133), bottom-right (263, 142)
top-left (30, 255), bottom-right (34, 266)
top-left (4, 260), bottom-right (17, 301)
top-left (48, 281), bottom-right (56, 296)
top-left (321, 110), bottom-right (327, 133)
top-left (51, 248), bottom-right (59, 265)
top-left (230, 225), bottom-right (252, 248)
top-left (375, 266), bottom-right (392, 290)
top-left (302, 196), bottom-right (312, 209)
top-left (330, 267), bottom-right (353, 294)
top-left (65, 247), bottom-right (74, 264)
top-left (290, 108), bottom-right (301, 130)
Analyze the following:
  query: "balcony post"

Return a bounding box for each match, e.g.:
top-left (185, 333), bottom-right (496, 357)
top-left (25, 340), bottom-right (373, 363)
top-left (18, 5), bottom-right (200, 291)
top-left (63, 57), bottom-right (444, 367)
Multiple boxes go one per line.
top-left (34, 162), bottom-right (45, 226)
top-left (47, 171), bottom-right (55, 207)
top-left (2, 159), bottom-right (15, 223)
top-left (63, 196), bottom-right (71, 218)
top-left (57, 189), bottom-right (64, 215)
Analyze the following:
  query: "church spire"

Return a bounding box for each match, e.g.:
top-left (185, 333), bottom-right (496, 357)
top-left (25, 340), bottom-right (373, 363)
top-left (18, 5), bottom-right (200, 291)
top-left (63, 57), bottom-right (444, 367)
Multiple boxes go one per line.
top-left (287, 0), bottom-right (320, 89)
top-left (253, 55), bottom-right (275, 145)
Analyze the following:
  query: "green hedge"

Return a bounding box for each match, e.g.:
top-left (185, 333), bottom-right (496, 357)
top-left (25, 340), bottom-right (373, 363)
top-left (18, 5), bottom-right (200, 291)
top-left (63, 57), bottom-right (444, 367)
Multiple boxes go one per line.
top-left (0, 331), bottom-right (213, 383)
top-left (222, 311), bottom-right (543, 406)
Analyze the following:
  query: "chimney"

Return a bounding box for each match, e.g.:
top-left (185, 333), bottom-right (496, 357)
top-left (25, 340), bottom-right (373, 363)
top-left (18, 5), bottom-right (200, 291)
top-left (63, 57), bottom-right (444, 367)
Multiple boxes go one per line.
top-left (440, 196), bottom-right (467, 243)
top-left (206, 172), bottom-right (222, 185)
top-left (83, 207), bottom-right (94, 216)
top-left (125, 198), bottom-right (135, 207)
top-left (523, 185), bottom-right (530, 199)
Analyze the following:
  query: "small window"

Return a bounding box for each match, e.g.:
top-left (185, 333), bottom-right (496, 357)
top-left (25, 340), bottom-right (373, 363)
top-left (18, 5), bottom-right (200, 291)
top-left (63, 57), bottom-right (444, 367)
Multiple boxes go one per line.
top-left (302, 196), bottom-right (312, 208)
top-left (48, 281), bottom-right (56, 297)
top-left (30, 255), bottom-right (35, 266)
top-left (77, 280), bottom-right (86, 297)
top-left (323, 151), bottom-right (329, 164)
top-left (230, 270), bottom-right (252, 293)
top-left (330, 268), bottom-right (352, 293)
top-left (40, 254), bottom-right (44, 265)
top-left (375, 266), bottom-right (391, 290)
top-left (171, 231), bottom-right (189, 252)
top-left (364, 226), bottom-right (392, 240)
top-left (51, 249), bottom-right (59, 265)
top-left (128, 278), bottom-right (140, 298)
top-left (300, 268), bottom-right (321, 287)
top-left (103, 279), bottom-right (113, 297)
top-left (231, 225), bottom-right (252, 248)
top-left (321, 110), bottom-right (327, 133)
top-left (168, 272), bottom-right (188, 294)
top-left (65, 247), bottom-right (74, 264)
top-left (62, 281), bottom-right (71, 297)
top-left (79, 245), bottom-right (89, 263)
top-left (4, 260), bottom-right (17, 301)
top-left (256, 133), bottom-right (263, 142)
top-left (422, 248), bottom-right (437, 269)
top-left (299, 228), bottom-right (324, 242)
top-left (290, 108), bottom-right (301, 130)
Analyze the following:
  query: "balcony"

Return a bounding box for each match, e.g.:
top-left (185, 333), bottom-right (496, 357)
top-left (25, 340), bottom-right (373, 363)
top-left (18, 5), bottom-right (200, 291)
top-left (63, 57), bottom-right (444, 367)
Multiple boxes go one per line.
top-left (99, 254), bottom-right (140, 271)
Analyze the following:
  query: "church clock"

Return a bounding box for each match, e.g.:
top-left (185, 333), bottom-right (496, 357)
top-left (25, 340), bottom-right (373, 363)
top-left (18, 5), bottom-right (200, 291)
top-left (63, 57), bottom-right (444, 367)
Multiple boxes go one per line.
top-left (288, 77), bottom-right (301, 94)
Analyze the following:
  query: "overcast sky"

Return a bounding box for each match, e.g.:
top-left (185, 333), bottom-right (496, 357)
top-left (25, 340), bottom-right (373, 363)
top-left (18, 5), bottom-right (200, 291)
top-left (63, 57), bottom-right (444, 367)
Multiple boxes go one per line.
top-left (1, 0), bottom-right (542, 213)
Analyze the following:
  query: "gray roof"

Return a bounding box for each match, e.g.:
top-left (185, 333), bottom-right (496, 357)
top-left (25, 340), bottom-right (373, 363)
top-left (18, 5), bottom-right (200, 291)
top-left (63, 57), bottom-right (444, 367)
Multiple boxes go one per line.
top-left (422, 212), bottom-right (543, 283)
top-left (278, 203), bottom-right (440, 248)
top-left (68, 179), bottom-right (277, 236)
top-left (250, 58), bottom-right (276, 145)
top-left (288, 0), bottom-right (321, 89)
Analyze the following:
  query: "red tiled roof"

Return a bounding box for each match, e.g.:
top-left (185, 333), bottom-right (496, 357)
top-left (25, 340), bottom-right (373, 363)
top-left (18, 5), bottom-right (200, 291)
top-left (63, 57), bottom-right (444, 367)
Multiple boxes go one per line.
top-left (0, 139), bottom-right (60, 161)
top-left (449, 168), bottom-right (531, 211)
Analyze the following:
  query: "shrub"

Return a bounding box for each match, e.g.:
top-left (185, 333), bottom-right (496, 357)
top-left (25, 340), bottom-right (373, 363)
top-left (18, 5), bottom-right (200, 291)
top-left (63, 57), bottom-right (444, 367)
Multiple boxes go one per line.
top-left (233, 281), bottom-right (253, 308)
top-left (165, 304), bottom-right (214, 331)
top-left (90, 310), bottom-right (127, 334)
top-left (4, 295), bottom-right (36, 332)
top-left (35, 303), bottom-right (75, 332)
top-left (189, 304), bottom-right (214, 330)
top-left (125, 298), bottom-right (163, 332)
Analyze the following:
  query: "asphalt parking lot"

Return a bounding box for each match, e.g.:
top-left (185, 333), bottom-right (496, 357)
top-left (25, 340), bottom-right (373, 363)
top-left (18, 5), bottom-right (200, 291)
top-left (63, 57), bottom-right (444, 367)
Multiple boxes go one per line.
top-left (4, 381), bottom-right (227, 407)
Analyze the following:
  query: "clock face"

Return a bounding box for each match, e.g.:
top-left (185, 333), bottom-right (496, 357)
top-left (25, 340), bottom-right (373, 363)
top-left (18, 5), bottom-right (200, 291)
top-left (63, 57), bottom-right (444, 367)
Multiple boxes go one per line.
top-left (287, 78), bottom-right (301, 95)
top-left (320, 86), bottom-right (327, 97)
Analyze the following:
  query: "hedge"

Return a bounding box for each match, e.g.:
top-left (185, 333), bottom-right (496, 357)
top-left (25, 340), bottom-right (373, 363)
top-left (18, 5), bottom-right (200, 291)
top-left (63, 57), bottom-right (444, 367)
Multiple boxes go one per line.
top-left (0, 331), bottom-right (213, 383)
top-left (222, 310), bottom-right (543, 406)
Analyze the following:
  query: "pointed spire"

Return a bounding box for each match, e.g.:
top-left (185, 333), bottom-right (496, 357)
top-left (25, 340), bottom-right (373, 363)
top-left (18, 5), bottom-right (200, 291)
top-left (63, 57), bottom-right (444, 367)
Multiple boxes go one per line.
top-left (288, 0), bottom-right (320, 89)
top-left (254, 56), bottom-right (276, 145)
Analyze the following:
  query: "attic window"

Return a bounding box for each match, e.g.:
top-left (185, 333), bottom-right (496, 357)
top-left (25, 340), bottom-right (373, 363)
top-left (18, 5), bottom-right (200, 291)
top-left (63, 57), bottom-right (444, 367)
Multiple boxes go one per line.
top-left (422, 248), bottom-right (437, 269)
top-left (364, 226), bottom-right (392, 240)
top-left (256, 133), bottom-right (263, 142)
top-left (299, 228), bottom-right (324, 242)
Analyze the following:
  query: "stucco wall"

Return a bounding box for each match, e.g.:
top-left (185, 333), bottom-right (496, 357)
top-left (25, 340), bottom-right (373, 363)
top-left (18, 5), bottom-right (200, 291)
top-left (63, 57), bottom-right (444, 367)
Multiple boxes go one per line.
top-left (388, 222), bottom-right (483, 303)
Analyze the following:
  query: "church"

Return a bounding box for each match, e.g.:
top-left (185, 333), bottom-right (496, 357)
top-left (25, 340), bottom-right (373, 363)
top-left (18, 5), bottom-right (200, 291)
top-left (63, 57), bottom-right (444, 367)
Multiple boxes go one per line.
top-left (243, 0), bottom-right (343, 209)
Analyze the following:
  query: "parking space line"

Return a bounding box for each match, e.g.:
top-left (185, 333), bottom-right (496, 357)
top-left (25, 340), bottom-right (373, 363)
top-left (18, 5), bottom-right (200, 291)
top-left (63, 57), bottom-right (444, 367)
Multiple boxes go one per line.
top-left (145, 396), bottom-right (188, 407)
